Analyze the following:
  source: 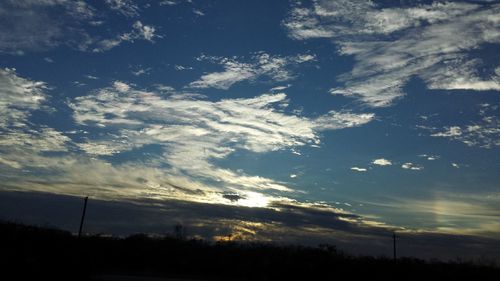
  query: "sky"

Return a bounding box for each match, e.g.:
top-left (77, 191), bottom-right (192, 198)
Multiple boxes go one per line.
top-left (1, 0), bottom-right (499, 260)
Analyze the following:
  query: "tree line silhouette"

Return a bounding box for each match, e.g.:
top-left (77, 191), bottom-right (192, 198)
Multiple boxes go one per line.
top-left (1, 220), bottom-right (498, 280)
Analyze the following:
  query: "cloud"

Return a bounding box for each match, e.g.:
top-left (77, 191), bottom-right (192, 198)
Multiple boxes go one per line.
top-left (0, 127), bottom-right (70, 153)
top-left (131, 68), bottom-right (150, 76)
top-left (314, 111), bottom-right (375, 131)
top-left (84, 75), bottom-right (99, 80)
top-left (372, 191), bottom-right (500, 239)
top-left (222, 193), bottom-right (244, 202)
top-left (154, 84), bottom-right (176, 92)
top-left (0, 2), bottom-right (63, 53)
top-left (422, 103), bottom-right (500, 148)
top-left (0, 1), bottom-right (158, 54)
top-left (270, 85), bottom-right (291, 92)
top-left (113, 81), bottom-right (131, 92)
top-left (159, 1), bottom-right (179, 6)
top-left (0, 68), bottom-right (48, 127)
top-left (0, 157), bottom-right (22, 169)
top-left (419, 154), bottom-right (440, 161)
top-left (0, 71), bottom-right (385, 246)
top-left (175, 65), bottom-right (194, 71)
top-left (372, 158), bottom-right (392, 166)
top-left (131, 21), bottom-right (157, 42)
top-left (189, 60), bottom-right (255, 89)
top-left (401, 163), bottom-right (423, 171)
top-left (193, 9), bottom-right (205, 16)
top-left (0, 68), bottom-right (71, 173)
top-left (69, 82), bottom-right (373, 197)
top-left (92, 21), bottom-right (159, 52)
top-left (431, 126), bottom-right (463, 137)
top-left (0, 191), bottom-right (388, 249)
top-left (105, 0), bottom-right (140, 17)
top-left (1, 70), bottom-right (497, 258)
top-left (283, 1), bottom-right (500, 107)
top-left (0, 0), bottom-right (97, 54)
top-left (188, 53), bottom-right (316, 90)
top-left (350, 167), bottom-right (367, 172)
top-left (4, 190), bottom-right (500, 261)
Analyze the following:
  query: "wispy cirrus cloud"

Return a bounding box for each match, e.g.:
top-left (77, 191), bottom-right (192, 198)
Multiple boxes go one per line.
top-left (92, 21), bottom-right (160, 52)
top-left (0, 0), bottom-right (93, 54)
top-left (188, 53), bottom-right (316, 90)
top-left (284, 1), bottom-right (500, 107)
top-left (401, 162), bottom-right (424, 171)
top-left (421, 103), bottom-right (500, 148)
top-left (159, 0), bottom-right (179, 6)
top-left (105, 0), bottom-right (140, 17)
top-left (69, 81), bottom-right (373, 197)
top-left (193, 9), bottom-right (205, 16)
top-left (0, 127), bottom-right (70, 153)
top-left (0, 0), bottom-right (159, 54)
top-left (0, 68), bottom-right (71, 172)
top-left (350, 167), bottom-right (367, 172)
top-left (419, 154), bottom-right (440, 161)
top-left (84, 74), bottom-right (99, 80)
top-left (0, 68), bottom-right (48, 127)
top-left (0, 70), bottom-right (378, 230)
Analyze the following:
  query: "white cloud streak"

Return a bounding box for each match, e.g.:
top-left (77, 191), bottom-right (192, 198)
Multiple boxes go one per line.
top-left (105, 0), bottom-right (140, 17)
top-left (423, 103), bottom-right (500, 148)
top-left (0, 68), bottom-right (71, 172)
top-left (0, 68), bottom-right (47, 127)
top-left (0, 1), bottom-right (158, 54)
top-left (193, 9), bottom-right (205, 16)
top-left (93, 21), bottom-right (159, 52)
top-left (188, 53), bottom-right (316, 90)
top-left (159, 1), bottom-right (179, 6)
top-left (0, 73), bottom-right (373, 212)
top-left (350, 167), bottom-right (367, 172)
top-left (401, 162), bottom-right (424, 171)
top-left (284, 1), bottom-right (500, 107)
top-left (69, 82), bottom-right (373, 195)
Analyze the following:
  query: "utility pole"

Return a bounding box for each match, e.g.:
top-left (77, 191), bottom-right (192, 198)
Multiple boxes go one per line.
top-left (393, 232), bottom-right (397, 262)
top-left (78, 196), bottom-right (88, 238)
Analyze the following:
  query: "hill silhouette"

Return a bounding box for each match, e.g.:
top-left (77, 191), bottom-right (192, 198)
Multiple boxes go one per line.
top-left (1, 221), bottom-right (498, 280)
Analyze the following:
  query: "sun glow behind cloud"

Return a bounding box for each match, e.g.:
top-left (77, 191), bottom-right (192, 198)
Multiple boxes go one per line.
top-left (68, 81), bottom-right (373, 197)
top-left (0, 68), bottom-right (374, 215)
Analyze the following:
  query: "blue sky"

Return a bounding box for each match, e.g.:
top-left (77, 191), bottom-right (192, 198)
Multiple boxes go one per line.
top-left (1, 0), bottom-right (499, 259)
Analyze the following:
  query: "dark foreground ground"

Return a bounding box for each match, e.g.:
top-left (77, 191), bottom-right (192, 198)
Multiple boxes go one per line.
top-left (1, 221), bottom-right (499, 281)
